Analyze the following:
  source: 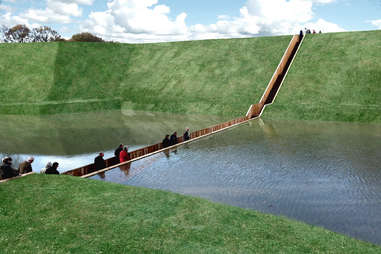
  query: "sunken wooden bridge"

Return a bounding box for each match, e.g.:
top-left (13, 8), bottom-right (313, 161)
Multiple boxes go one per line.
top-left (63, 34), bottom-right (304, 179)
top-left (0, 34), bottom-right (303, 182)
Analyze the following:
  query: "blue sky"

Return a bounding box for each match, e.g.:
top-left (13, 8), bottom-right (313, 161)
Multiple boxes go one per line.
top-left (1, 0), bottom-right (380, 43)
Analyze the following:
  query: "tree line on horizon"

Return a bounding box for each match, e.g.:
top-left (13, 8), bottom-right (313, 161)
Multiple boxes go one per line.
top-left (0, 24), bottom-right (105, 43)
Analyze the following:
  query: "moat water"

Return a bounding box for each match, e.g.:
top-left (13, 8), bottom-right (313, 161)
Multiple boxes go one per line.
top-left (2, 111), bottom-right (381, 245)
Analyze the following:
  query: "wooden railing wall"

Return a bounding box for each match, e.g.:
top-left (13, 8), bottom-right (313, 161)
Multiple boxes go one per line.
top-left (246, 34), bottom-right (302, 119)
top-left (63, 115), bottom-right (250, 177)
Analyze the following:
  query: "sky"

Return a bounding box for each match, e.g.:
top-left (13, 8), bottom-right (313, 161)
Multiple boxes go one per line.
top-left (0, 0), bottom-right (380, 43)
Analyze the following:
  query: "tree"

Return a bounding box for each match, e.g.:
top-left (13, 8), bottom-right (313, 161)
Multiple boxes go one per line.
top-left (70, 32), bottom-right (104, 42)
top-left (1, 24), bottom-right (64, 43)
top-left (0, 25), bottom-right (7, 43)
top-left (30, 26), bottom-right (62, 42)
top-left (4, 24), bottom-right (31, 43)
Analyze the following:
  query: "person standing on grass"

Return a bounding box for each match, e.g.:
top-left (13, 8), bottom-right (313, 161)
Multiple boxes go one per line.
top-left (114, 144), bottom-right (123, 161)
top-left (0, 157), bottom-right (19, 180)
top-left (94, 152), bottom-right (106, 171)
top-left (18, 157), bottom-right (34, 175)
top-left (119, 147), bottom-right (130, 163)
top-left (45, 162), bottom-right (59, 175)
top-left (162, 135), bottom-right (170, 148)
top-left (183, 128), bottom-right (190, 141)
top-left (169, 132), bottom-right (178, 146)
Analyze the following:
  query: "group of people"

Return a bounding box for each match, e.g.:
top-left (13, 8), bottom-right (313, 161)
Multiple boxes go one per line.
top-left (0, 156), bottom-right (59, 180)
top-left (162, 128), bottom-right (190, 148)
top-left (92, 128), bottom-right (191, 172)
top-left (301, 28), bottom-right (322, 36)
top-left (92, 144), bottom-right (131, 172)
top-left (1, 128), bottom-right (193, 180)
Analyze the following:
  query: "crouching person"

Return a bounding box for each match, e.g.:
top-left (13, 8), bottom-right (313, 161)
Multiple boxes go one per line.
top-left (0, 157), bottom-right (19, 180)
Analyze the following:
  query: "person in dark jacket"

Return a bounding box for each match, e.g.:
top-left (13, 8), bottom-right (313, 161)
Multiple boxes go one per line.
top-left (162, 134), bottom-right (170, 148)
top-left (183, 128), bottom-right (190, 141)
top-left (299, 30), bottom-right (303, 40)
top-left (18, 157), bottom-right (34, 175)
top-left (45, 162), bottom-right (59, 175)
top-left (114, 144), bottom-right (123, 161)
top-left (94, 153), bottom-right (106, 171)
top-left (169, 132), bottom-right (178, 146)
top-left (0, 157), bottom-right (18, 180)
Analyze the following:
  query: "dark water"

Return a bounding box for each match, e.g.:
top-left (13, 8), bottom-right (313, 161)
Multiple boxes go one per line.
top-left (0, 110), bottom-right (228, 172)
top-left (91, 119), bottom-right (381, 245)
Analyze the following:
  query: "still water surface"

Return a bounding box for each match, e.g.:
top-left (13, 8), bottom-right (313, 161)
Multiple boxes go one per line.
top-left (91, 118), bottom-right (381, 245)
top-left (2, 111), bottom-right (381, 245)
top-left (0, 110), bottom-right (228, 172)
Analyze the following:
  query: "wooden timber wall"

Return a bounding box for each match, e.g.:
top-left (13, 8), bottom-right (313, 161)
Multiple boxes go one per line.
top-left (246, 34), bottom-right (302, 119)
top-left (63, 116), bottom-right (250, 178)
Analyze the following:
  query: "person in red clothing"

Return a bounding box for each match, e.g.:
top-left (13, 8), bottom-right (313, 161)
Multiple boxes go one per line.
top-left (119, 147), bottom-right (130, 163)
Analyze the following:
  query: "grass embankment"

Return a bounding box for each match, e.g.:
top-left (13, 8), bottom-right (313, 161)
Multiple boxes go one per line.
top-left (1, 175), bottom-right (380, 253)
top-left (263, 30), bottom-right (381, 123)
top-left (0, 36), bottom-right (291, 117)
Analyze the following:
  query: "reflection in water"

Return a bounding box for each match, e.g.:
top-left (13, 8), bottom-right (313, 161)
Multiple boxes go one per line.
top-left (0, 110), bottom-right (229, 155)
top-left (97, 172), bottom-right (106, 179)
top-left (163, 150), bottom-right (170, 159)
top-left (0, 111), bottom-right (227, 172)
top-left (119, 163), bottom-right (131, 176)
top-left (91, 119), bottom-right (381, 246)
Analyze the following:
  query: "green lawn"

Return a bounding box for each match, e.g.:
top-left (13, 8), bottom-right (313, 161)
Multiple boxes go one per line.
top-left (0, 36), bottom-right (291, 117)
top-left (263, 30), bottom-right (381, 123)
top-left (1, 174), bottom-right (380, 253)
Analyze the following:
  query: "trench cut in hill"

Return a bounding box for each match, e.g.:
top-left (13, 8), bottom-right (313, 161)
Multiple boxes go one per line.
top-left (0, 36), bottom-right (292, 117)
top-left (262, 30), bottom-right (381, 123)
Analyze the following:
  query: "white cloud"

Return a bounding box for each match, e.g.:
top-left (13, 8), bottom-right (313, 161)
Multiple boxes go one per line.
top-left (0, 4), bottom-right (11, 12)
top-left (0, 12), bottom-right (39, 28)
top-left (81, 0), bottom-right (344, 43)
top-left (81, 0), bottom-right (189, 42)
top-left (57, 0), bottom-right (94, 5)
top-left (46, 0), bottom-right (82, 17)
top-left (370, 19), bottom-right (381, 29)
top-left (22, 8), bottom-right (73, 24)
top-left (304, 18), bottom-right (345, 33)
top-left (1, 0), bottom-right (344, 43)
top-left (189, 0), bottom-right (344, 41)
top-left (0, 0), bottom-right (87, 28)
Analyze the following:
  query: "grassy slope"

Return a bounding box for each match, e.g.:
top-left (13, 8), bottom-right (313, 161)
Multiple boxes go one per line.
top-left (0, 36), bottom-right (291, 117)
top-left (121, 37), bottom-right (291, 117)
top-left (263, 30), bottom-right (381, 123)
top-left (1, 174), bottom-right (380, 254)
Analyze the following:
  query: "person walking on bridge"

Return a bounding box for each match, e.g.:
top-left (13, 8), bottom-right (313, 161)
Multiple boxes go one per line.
top-left (94, 152), bottom-right (106, 171)
top-left (45, 162), bottom-right (60, 175)
top-left (183, 128), bottom-right (190, 141)
top-left (114, 144), bottom-right (123, 161)
top-left (119, 147), bottom-right (130, 163)
top-left (18, 157), bottom-right (34, 175)
top-left (0, 157), bottom-right (18, 180)
top-left (169, 132), bottom-right (178, 146)
top-left (162, 135), bottom-right (170, 148)
top-left (299, 30), bottom-right (303, 40)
